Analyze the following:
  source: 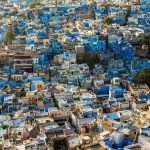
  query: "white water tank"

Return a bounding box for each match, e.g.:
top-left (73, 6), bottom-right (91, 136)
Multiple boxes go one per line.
top-left (114, 132), bottom-right (124, 147)
top-left (109, 87), bottom-right (116, 98)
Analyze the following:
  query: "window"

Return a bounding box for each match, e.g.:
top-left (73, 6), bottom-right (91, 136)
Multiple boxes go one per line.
top-left (38, 85), bottom-right (42, 88)
top-left (18, 132), bottom-right (22, 135)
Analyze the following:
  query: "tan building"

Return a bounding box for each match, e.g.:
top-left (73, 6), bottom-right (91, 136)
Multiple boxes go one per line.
top-left (128, 83), bottom-right (150, 97)
top-left (0, 52), bottom-right (14, 67)
top-left (132, 101), bottom-right (148, 110)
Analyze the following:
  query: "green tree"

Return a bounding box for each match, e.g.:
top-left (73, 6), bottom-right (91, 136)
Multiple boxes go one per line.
top-left (133, 67), bottom-right (150, 84)
top-left (120, 22), bottom-right (127, 26)
top-left (104, 17), bottom-right (113, 26)
top-left (0, 123), bottom-right (8, 129)
top-left (4, 29), bottom-right (15, 45)
top-left (54, 0), bottom-right (58, 8)
top-left (143, 38), bottom-right (150, 45)
top-left (143, 38), bottom-right (150, 57)
top-left (77, 53), bottom-right (99, 68)
top-left (49, 52), bottom-right (57, 60)
top-left (29, 1), bottom-right (41, 8)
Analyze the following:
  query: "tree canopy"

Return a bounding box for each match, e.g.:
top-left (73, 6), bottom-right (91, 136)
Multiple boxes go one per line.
top-left (104, 17), bottom-right (113, 26)
top-left (133, 67), bottom-right (150, 84)
top-left (77, 53), bottom-right (99, 68)
top-left (143, 38), bottom-right (150, 45)
top-left (4, 29), bottom-right (15, 44)
top-left (29, 1), bottom-right (41, 8)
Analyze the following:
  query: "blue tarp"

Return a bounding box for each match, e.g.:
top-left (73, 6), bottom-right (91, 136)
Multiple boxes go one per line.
top-left (0, 129), bottom-right (7, 135)
top-left (105, 112), bottom-right (119, 120)
top-left (13, 118), bottom-right (25, 126)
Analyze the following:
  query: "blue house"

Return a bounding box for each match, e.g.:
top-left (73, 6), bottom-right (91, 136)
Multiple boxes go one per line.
top-left (39, 51), bottom-right (50, 65)
top-left (113, 16), bottom-right (125, 24)
top-left (81, 36), bottom-right (106, 52)
top-left (3, 94), bottom-right (14, 105)
top-left (37, 30), bottom-right (47, 37)
top-left (3, 65), bottom-right (11, 73)
top-left (95, 85), bottom-right (110, 95)
top-left (31, 76), bottom-right (43, 91)
top-left (83, 101), bottom-right (100, 109)
top-left (95, 6), bottom-right (107, 17)
top-left (39, 13), bottom-right (50, 23)
top-left (137, 60), bottom-right (150, 72)
top-left (0, 80), bottom-right (6, 88)
top-left (140, 0), bottom-right (150, 4)
top-left (109, 85), bottom-right (125, 98)
top-left (0, 27), bottom-right (5, 42)
top-left (68, 77), bottom-right (78, 85)
top-left (51, 41), bottom-right (63, 54)
top-left (83, 111), bottom-right (97, 118)
top-left (8, 81), bottom-right (18, 87)
top-left (110, 42), bottom-right (134, 60)
top-left (139, 94), bottom-right (150, 102)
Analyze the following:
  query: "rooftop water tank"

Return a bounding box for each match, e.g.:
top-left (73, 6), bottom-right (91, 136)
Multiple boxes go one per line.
top-left (114, 132), bottom-right (124, 148)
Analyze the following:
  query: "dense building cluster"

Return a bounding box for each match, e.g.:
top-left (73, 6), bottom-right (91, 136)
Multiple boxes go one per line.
top-left (0, 0), bottom-right (150, 150)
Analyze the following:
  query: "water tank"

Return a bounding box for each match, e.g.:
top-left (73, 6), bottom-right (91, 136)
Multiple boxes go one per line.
top-left (114, 132), bottom-right (124, 148)
top-left (75, 45), bottom-right (85, 53)
top-left (109, 87), bottom-right (116, 98)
